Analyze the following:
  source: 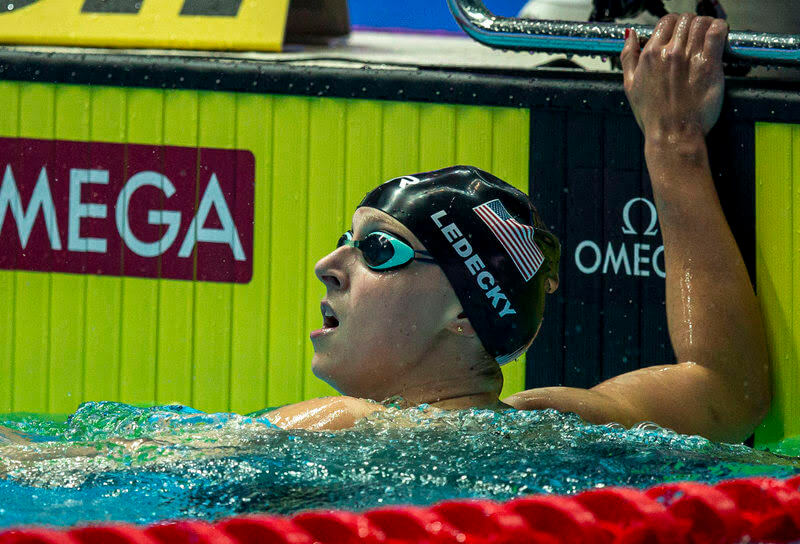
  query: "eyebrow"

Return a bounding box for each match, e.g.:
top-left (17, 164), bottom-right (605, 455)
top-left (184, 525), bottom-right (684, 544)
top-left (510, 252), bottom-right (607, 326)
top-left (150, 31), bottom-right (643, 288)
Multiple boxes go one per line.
top-left (351, 210), bottom-right (392, 233)
top-left (351, 211), bottom-right (420, 248)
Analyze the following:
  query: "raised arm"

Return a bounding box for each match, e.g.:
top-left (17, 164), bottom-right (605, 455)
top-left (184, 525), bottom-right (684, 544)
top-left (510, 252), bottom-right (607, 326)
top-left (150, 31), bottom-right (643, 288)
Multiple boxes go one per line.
top-left (505, 14), bottom-right (770, 443)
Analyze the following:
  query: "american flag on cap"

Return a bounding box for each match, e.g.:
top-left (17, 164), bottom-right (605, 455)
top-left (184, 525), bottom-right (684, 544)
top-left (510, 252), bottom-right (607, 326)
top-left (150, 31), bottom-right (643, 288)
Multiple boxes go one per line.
top-left (473, 199), bottom-right (544, 282)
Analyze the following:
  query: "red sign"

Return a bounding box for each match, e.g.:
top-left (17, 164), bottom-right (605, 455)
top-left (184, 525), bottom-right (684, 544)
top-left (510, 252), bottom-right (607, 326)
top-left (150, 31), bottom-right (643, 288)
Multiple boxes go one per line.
top-left (0, 137), bottom-right (255, 283)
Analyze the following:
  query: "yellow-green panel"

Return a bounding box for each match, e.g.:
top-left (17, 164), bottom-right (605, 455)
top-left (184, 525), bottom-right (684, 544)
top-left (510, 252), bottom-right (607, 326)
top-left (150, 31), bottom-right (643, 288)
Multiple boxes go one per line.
top-left (2, 85), bottom-right (531, 415)
top-left (419, 104), bottom-right (456, 173)
top-left (0, 263), bottom-right (14, 412)
top-left (491, 107), bottom-right (531, 398)
top-left (13, 83), bottom-right (55, 412)
top-left (382, 102), bottom-right (420, 179)
top-left (792, 125), bottom-right (800, 437)
top-left (267, 96), bottom-right (310, 406)
top-left (455, 106), bottom-right (493, 172)
top-left (303, 98), bottom-right (346, 400)
top-left (344, 100), bottom-right (384, 223)
top-left (156, 90), bottom-right (199, 406)
top-left (229, 93), bottom-right (272, 414)
top-left (83, 86), bottom-right (125, 404)
top-left (49, 85), bottom-right (90, 414)
top-left (0, 81), bottom-right (19, 412)
top-left (0, 81), bottom-right (19, 138)
top-left (754, 122), bottom-right (794, 447)
top-left (118, 88), bottom-right (163, 406)
top-left (192, 92), bottom-right (236, 412)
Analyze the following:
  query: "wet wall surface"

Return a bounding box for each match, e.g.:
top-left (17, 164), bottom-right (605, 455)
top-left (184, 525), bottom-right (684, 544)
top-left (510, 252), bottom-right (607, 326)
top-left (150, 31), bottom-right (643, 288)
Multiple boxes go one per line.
top-left (0, 48), bottom-right (794, 391)
top-left (526, 109), bottom-right (756, 389)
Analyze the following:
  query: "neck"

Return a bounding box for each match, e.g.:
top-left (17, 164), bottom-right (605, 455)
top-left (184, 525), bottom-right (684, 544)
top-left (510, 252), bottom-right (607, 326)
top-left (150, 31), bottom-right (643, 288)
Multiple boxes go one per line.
top-left (426, 391), bottom-right (507, 410)
top-left (378, 334), bottom-right (503, 410)
top-left (391, 377), bottom-right (502, 409)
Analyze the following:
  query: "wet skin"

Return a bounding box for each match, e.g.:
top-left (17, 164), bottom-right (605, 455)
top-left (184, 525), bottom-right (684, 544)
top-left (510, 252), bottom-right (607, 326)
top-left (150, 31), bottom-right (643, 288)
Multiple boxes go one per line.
top-left (504, 14), bottom-right (770, 443)
top-left (0, 14), bottom-right (771, 444)
top-left (270, 14), bottom-right (770, 442)
top-left (309, 207), bottom-right (468, 403)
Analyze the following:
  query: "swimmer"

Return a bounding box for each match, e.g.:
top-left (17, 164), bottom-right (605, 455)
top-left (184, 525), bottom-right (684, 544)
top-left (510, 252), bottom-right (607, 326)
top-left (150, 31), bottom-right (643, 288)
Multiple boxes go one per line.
top-left (0, 14), bottom-right (769, 446)
top-left (265, 13), bottom-right (769, 444)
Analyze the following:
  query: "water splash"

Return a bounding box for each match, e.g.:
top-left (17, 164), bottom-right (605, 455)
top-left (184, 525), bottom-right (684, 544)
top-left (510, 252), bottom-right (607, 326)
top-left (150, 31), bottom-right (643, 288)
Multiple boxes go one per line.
top-left (0, 402), bottom-right (797, 528)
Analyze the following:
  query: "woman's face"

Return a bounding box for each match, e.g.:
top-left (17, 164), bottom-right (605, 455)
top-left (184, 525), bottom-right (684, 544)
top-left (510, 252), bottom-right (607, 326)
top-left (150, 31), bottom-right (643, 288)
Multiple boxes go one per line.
top-left (310, 207), bottom-right (461, 400)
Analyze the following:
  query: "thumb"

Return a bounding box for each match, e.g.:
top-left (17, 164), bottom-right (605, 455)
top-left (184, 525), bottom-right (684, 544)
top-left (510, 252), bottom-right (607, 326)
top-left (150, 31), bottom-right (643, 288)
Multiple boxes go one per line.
top-left (620, 28), bottom-right (640, 89)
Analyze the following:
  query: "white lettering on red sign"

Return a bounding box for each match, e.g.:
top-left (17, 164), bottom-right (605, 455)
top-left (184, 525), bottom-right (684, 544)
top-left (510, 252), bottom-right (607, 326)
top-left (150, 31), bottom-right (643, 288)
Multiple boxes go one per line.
top-left (0, 138), bottom-right (255, 283)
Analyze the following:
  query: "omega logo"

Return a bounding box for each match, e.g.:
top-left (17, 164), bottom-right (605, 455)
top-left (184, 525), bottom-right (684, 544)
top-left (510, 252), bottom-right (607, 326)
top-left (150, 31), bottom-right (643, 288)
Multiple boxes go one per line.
top-left (574, 196), bottom-right (666, 279)
top-left (0, 136), bottom-right (255, 283)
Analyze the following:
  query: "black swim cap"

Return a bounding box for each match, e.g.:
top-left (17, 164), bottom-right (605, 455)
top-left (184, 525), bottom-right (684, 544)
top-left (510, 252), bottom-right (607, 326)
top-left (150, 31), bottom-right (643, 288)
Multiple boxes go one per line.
top-left (359, 165), bottom-right (558, 365)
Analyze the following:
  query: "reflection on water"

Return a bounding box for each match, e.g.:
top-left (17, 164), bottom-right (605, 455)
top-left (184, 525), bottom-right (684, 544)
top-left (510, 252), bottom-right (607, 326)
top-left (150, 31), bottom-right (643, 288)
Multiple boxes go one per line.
top-left (0, 401), bottom-right (798, 528)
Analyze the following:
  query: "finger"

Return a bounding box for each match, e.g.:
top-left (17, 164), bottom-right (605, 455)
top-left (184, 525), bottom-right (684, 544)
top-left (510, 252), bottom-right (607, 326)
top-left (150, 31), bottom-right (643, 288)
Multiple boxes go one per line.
top-left (650, 13), bottom-right (679, 46)
top-left (668, 13), bottom-right (694, 53)
top-left (703, 18), bottom-right (729, 62)
top-left (621, 28), bottom-right (641, 86)
top-left (687, 16), bottom-right (713, 56)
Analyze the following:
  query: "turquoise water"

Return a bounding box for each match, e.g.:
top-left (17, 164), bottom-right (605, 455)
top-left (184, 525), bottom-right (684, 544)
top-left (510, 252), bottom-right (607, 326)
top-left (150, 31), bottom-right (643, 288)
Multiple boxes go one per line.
top-left (1, 401), bottom-right (798, 528)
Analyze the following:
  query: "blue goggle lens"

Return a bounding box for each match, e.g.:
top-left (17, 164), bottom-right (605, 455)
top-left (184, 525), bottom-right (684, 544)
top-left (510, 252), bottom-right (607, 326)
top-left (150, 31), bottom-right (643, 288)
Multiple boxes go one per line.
top-left (336, 231), bottom-right (419, 270)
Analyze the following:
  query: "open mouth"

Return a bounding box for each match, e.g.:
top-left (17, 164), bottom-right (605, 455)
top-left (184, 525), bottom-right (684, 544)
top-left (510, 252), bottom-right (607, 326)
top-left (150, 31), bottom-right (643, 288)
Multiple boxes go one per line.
top-left (321, 303), bottom-right (339, 329)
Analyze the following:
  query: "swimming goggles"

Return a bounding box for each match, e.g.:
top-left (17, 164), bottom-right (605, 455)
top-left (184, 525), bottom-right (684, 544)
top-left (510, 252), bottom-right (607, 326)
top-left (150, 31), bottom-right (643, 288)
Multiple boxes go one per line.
top-left (337, 230), bottom-right (436, 271)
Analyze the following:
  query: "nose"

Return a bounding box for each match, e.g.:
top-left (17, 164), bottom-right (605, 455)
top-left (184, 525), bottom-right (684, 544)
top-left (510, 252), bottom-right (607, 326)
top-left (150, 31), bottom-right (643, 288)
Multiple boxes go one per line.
top-left (314, 247), bottom-right (350, 291)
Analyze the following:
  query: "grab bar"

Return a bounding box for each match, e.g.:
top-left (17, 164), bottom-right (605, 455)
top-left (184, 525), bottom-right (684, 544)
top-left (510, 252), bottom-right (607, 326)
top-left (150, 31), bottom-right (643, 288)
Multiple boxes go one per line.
top-left (446, 0), bottom-right (800, 67)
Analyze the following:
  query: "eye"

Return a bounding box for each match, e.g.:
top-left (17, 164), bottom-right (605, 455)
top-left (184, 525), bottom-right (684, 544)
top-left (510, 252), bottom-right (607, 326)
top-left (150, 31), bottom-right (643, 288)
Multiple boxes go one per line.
top-left (359, 232), bottom-right (395, 267)
top-left (336, 231), bottom-right (353, 248)
top-left (366, 232), bottom-right (415, 270)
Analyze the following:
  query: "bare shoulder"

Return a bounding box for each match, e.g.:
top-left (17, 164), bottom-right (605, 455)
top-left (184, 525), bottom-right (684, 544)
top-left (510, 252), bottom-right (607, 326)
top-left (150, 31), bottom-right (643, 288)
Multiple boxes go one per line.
top-left (0, 425), bottom-right (29, 445)
top-left (503, 362), bottom-right (765, 442)
top-left (265, 396), bottom-right (385, 431)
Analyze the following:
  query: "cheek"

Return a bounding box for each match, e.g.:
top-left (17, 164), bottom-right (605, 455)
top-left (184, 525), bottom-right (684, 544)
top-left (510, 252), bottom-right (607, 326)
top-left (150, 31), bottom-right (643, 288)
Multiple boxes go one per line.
top-left (359, 272), bottom-right (450, 340)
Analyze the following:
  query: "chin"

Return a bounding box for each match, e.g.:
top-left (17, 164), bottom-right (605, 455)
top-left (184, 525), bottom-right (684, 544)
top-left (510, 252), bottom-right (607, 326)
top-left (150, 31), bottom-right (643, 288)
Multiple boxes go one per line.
top-left (311, 356), bottom-right (345, 394)
top-left (310, 355), bottom-right (328, 380)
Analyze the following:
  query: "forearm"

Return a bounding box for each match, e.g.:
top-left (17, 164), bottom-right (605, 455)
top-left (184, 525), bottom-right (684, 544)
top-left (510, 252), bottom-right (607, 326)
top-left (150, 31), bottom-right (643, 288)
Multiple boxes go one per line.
top-left (646, 133), bottom-right (770, 418)
top-left (504, 386), bottom-right (634, 426)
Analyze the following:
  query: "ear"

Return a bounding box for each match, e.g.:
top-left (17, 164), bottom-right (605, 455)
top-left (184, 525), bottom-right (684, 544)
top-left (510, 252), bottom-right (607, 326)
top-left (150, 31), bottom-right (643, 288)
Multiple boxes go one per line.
top-left (545, 272), bottom-right (560, 294)
top-left (535, 230), bottom-right (561, 295)
top-left (446, 312), bottom-right (477, 337)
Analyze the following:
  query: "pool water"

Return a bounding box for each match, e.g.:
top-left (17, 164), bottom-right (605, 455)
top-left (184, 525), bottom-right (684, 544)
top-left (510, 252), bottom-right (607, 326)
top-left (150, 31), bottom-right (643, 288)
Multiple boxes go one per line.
top-left (0, 401), bottom-right (798, 528)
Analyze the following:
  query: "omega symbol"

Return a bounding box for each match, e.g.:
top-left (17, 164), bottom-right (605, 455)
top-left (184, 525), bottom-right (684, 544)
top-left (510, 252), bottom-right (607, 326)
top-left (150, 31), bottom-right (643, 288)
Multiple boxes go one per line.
top-left (621, 197), bottom-right (659, 236)
top-left (573, 196), bottom-right (665, 279)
